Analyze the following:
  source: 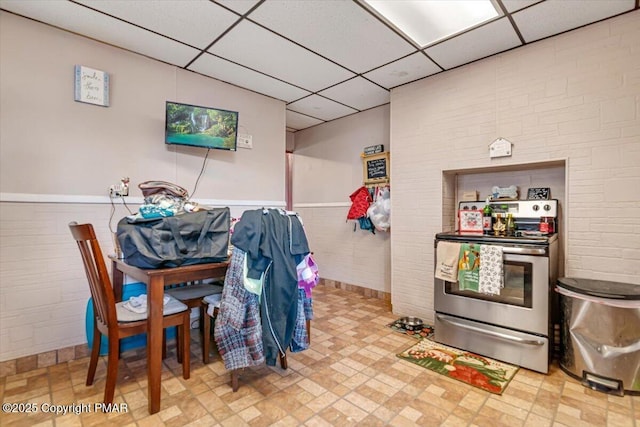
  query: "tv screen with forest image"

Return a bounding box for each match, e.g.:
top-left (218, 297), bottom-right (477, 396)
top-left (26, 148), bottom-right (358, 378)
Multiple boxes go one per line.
top-left (165, 101), bottom-right (238, 151)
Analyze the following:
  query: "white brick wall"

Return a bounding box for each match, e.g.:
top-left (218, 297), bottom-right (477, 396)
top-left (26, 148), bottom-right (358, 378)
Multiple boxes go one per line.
top-left (0, 199), bottom-right (282, 362)
top-left (390, 11), bottom-right (640, 321)
top-left (0, 202), bottom-right (124, 361)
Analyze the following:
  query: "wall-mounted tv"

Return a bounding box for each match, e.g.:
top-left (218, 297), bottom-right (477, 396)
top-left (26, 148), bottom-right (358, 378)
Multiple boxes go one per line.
top-left (165, 101), bottom-right (238, 151)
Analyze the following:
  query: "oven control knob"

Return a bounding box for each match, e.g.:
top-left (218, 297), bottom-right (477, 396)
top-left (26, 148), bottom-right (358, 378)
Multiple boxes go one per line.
top-left (471, 205), bottom-right (477, 210)
top-left (544, 204), bottom-right (551, 211)
top-left (532, 205), bottom-right (540, 211)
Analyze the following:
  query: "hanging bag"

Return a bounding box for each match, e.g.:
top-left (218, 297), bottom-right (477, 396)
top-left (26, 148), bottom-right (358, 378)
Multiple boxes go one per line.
top-left (346, 186), bottom-right (372, 220)
top-left (116, 208), bottom-right (230, 268)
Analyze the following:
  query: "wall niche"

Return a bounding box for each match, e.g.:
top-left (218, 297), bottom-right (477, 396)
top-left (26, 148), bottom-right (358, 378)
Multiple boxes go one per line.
top-left (442, 159), bottom-right (567, 275)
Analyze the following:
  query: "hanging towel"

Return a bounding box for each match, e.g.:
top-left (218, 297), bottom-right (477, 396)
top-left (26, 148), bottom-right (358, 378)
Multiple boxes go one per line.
top-left (457, 244), bottom-right (480, 292)
top-left (296, 253), bottom-right (319, 297)
top-left (478, 245), bottom-right (504, 295)
top-left (435, 241), bottom-right (461, 282)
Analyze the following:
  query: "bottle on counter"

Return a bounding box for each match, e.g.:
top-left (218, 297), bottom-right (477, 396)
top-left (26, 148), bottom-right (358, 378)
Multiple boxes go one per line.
top-left (506, 213), bottom-right (516, 236)
top-left (482, 197), bottom-right (493, 235)
top-left (493, 213), bottom-right (505, 236)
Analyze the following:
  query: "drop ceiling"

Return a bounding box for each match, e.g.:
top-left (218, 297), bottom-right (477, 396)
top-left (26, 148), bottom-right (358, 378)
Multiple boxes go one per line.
top-left (1, 0), bottom-right (637, 132)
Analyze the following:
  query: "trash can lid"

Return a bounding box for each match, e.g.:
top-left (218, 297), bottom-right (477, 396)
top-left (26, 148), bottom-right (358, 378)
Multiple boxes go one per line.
top-left (557, 277), bottom-right (640, 300)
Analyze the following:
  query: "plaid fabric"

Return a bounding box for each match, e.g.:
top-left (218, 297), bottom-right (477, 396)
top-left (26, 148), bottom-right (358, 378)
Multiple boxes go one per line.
top-left (214, 248), bottom-right (265, 370)
top-left (290, 289), bottom-right (310, 353)
top-left (303, 295), bottom-right (313, 321)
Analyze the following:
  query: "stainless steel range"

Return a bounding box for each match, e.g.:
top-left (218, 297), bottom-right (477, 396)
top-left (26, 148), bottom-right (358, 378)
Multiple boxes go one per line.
top-left (434, 199), bottom-right (559, 373)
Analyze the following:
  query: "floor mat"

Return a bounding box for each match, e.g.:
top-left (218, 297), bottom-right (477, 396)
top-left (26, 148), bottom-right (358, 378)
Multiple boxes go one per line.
top-left (397, 338), bottom-right (519, 395)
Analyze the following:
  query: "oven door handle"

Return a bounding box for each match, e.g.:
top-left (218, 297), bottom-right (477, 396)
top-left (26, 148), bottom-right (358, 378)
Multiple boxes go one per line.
top-left (501, 247), bottom-right (547, 255)
top-left (436, 314), bottom-right (545, 346)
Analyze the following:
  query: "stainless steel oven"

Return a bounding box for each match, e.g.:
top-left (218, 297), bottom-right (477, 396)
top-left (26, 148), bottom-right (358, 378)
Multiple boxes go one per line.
top-left (433, 200), bottom-right (559, 373)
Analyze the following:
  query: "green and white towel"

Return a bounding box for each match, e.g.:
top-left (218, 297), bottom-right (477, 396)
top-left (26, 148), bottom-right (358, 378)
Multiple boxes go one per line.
top-left (457, 244), bottom-right (480, 291)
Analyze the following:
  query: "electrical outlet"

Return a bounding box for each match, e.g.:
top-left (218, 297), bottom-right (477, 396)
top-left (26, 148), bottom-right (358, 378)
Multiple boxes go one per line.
top-left (237, 134), bottom-right (253, 149)
top-left (109, 177), bottom-right (129, 197)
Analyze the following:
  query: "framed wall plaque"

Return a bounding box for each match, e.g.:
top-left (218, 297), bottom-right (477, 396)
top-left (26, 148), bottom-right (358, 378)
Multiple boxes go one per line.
top-left (74, 65), bottom-right (110, 107)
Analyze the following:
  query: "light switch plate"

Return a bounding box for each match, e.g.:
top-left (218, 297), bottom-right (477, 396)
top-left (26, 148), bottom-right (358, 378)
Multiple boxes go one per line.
top-left (238, 134), bottom-right (253, 149)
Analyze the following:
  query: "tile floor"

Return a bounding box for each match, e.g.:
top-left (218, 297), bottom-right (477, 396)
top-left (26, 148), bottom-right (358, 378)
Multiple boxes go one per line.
top-left (1, 285), bottom-right (638, 426)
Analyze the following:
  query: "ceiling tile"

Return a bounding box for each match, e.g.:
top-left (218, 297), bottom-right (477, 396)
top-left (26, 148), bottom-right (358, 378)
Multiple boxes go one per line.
top-left (512, 0), bottom-right (636, 43)
top-left (425, 17), bottom-right (522, 70)
top-left (319, 77), bottom-right (389, 111)
top-left (502, 0), bottom-right (542, 13)
top-left (208, 20), bottom-right (355, 92)
top-left (364, 52), bottom-right (442, 89)
top-left (74, 0), bottom-right (238, 49)
top-left (286, 110), bottom-right (324, 131)
top-left (2, 0), bottom-right (635, 132)
top-left (0, 0), bottom-right (200, 66)
top-left (247, 0), bottom-right (416, 73)
top-left (288, 95), bottom-right (358, 122)
top-left (215, 0), bottom-right (261, 16)
top-left (189, 53), bottom-right (311, 102)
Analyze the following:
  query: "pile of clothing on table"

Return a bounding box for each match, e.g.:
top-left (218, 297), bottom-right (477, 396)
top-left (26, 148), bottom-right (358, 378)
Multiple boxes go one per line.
top-left (127, 180), bottom-right (200, 221)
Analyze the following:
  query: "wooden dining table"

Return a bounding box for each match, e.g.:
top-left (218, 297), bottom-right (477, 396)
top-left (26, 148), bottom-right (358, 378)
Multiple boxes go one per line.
top-left (110, 257), bottom-right (229, 414)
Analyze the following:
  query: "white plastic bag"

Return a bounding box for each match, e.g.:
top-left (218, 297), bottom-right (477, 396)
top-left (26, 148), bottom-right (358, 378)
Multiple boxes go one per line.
top-left (367, 187), bottom-right (390, 231)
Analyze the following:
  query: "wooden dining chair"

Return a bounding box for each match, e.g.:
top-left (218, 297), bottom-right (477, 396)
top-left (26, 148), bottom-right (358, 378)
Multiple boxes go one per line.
top-left (202, 293), bottom-right (222, 364)
top-left (68, 222), bottom-right (191, 405)
top-left (165, 281), bottom-right (224, 330)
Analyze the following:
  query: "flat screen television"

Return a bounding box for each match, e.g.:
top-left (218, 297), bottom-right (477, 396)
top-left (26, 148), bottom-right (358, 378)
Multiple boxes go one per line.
top-left (165, 101), bottom-right (238, 151)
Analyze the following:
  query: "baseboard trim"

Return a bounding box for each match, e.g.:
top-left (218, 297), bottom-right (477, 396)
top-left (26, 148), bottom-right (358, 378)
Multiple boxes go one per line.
top-left (318, 278), bottom-right (391, 302)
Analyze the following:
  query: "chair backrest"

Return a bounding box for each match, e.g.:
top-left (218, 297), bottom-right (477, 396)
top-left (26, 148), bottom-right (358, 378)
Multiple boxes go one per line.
top-left (69, 222), bottom-right (117, 332)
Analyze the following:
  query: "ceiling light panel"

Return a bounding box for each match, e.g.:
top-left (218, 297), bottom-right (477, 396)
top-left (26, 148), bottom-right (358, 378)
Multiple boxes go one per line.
top-left (512, 0), bottom-right (636, 43)
top-left (0, 0), bottom-right (199, 66)
top-left (248, 0), bottom-right (416, 73)
top-left (74, 0), bottom-right (238, 49)
top-left (425, 17), bottom-right (521, 70)
top-left (189, 53), bottom-right (311, 103)
top-left (288, 95), bottom-right (358, 122)
top-left (364, 0), bottom-right (500, 47)
top-left (208, 20), bottom-right (355, 92)
top-left (319, 77), bottom-right (389, 111)
top-left (364, 52), bottom-right (442, 89)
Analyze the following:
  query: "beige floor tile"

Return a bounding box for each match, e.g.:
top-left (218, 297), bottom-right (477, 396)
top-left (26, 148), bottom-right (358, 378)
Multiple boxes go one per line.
top-left (1, 285), bottom-right (637, 426)
top-left (343, 390), bottom-right (379, 413)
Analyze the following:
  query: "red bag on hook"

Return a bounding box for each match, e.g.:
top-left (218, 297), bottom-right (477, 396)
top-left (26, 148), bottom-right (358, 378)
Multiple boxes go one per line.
top-left (346, 186), bottom-right (372, 220)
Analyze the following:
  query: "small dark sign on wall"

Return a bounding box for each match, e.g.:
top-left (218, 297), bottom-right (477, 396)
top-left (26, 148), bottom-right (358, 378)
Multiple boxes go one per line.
top-left (364, 144), bottom-right (384, 155)
top-left (363, 152), bottom-right (389, 185)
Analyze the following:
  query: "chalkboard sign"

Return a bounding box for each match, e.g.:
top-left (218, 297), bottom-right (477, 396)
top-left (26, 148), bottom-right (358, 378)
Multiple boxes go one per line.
top-left (363, 152), bottom-right (389, 184)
